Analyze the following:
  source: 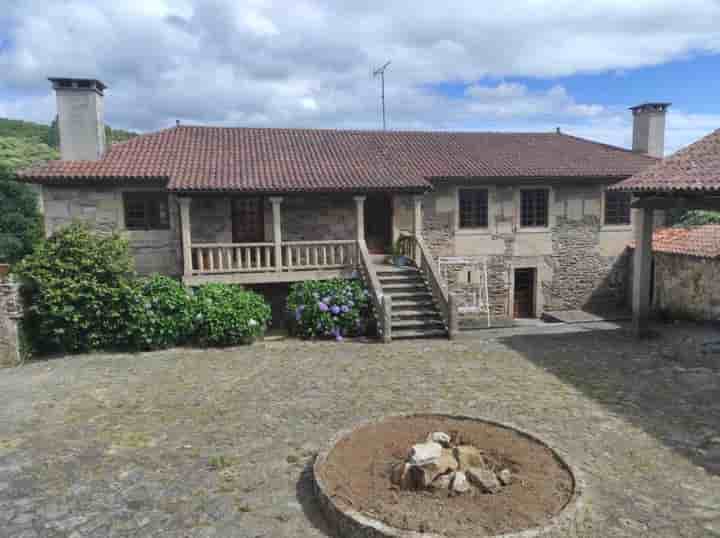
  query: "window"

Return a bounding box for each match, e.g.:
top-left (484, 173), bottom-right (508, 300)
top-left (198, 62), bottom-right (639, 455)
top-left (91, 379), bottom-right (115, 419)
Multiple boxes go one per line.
top-left (520, 189), bottom-right (549, 227)
top-left (123, 192), bottom-right (170, 230)
top-left (604, 191), bottom-right (631, 225)
top-left (458, 189), bottom-right (489, 228)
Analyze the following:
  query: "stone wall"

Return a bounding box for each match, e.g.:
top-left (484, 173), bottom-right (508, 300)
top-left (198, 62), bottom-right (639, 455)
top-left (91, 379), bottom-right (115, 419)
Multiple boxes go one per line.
top-left (0, 278), bottom-right (22, 368)
top-left (421, 181), bottom-right (633, 321)
top-left (280, 195), bottom-right (356, 241)
top-left (652, 252), bottom-right (720, 321)
top-left (42, 186), bottom-right (182, 275)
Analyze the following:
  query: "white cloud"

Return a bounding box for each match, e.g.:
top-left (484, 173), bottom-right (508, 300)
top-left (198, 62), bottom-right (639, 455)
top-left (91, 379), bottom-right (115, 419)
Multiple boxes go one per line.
top-left (0, 0), bottom-right (718, 154)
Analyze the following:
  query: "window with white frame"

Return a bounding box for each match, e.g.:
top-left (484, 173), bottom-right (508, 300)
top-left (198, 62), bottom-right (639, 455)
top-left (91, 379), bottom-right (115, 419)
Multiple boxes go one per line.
top-left (458, 188), bottom-right (489, 228)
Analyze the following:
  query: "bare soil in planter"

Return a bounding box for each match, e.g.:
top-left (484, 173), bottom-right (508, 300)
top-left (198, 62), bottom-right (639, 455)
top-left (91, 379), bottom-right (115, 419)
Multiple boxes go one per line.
top-left (319, 415), bottom-right (574, 537)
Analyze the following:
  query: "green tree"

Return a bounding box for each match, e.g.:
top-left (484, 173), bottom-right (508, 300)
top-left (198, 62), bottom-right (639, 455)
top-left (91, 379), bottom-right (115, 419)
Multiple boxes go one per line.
top-left (0, 137), bottom-right (58, 263)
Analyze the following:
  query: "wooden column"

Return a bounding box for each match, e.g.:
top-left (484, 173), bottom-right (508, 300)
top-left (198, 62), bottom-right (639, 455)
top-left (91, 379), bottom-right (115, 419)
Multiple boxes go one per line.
top-left (412, 194), bottom-right (423, 264)
top-left (178, 197), bottom-right (192, 277)
top-left (353, 195), bottom-right (366, 242)
top-left (270, 197), bottom-right (283, 271)
top-left (632, 206), bottom-right (654, 337)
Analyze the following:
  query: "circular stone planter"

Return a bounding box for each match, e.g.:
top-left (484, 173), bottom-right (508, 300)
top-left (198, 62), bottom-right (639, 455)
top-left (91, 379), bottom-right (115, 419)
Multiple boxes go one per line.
top-left (313, 414), bottom-right (585, 538)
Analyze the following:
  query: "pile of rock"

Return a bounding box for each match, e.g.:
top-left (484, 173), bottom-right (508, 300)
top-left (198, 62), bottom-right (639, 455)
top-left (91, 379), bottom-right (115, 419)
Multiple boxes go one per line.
top-left (390, 432), bottom-right (512, 495)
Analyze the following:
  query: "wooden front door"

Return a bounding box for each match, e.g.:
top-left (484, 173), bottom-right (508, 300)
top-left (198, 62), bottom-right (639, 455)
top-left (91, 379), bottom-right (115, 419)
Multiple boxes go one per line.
top-left (232, 198), bottom-right (265, 243)
top-left (364, 194), bottom-right (393, 254)
top-left (513, 268), bottom-right (536, 318)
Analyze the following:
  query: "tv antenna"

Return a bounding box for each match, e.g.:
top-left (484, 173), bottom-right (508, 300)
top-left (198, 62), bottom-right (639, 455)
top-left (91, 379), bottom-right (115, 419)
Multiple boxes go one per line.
top-left (373, 60), bottom-right (391, 130)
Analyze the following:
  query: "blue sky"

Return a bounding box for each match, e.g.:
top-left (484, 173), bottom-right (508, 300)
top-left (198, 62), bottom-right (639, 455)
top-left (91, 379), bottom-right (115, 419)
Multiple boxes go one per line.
top-left (1, 0), bottom-right (719, 155)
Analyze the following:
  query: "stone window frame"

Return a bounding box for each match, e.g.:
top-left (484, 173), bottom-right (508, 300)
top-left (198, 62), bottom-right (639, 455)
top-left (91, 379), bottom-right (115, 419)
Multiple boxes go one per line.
top-left (600, 186), bottom-right (634, 230)
top-left (454, 185), bottom-right (496, 236)
top-left (514, 186), bottom-right (554, 233)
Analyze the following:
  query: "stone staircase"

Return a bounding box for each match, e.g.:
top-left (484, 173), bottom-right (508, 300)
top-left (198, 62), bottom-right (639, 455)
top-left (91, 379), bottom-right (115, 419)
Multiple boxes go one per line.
top-left (375, 262), bottom-right (449, 339)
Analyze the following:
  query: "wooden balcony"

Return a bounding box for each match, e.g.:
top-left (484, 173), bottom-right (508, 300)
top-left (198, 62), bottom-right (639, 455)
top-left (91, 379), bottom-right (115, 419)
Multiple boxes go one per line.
top-left (182, 239), bottom-right (359, 285)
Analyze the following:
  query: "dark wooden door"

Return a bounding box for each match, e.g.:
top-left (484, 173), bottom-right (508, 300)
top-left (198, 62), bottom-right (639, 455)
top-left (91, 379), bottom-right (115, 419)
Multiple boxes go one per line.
top-left (232, 198), bottom-right (264, 243)
top-left (364, 194), bottom-right (393, 253)
top-left (514, 268), bottom-right (536, 318)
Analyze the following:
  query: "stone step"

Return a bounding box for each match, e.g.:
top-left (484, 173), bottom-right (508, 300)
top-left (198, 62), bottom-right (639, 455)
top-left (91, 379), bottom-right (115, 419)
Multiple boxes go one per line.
top-left (391, 319), bottom-right (446, 330)
top-left (375, 264), bottom-right (420, 275)
top-left (382, 282), bottom-right (428, 293)
top-left (392, 299), bottom-right (438, 311)
top-left (379, 273), bottom-right (425, 283)
top-left (392, 328), bottom-right (449, 340)
top-left (385, 291), bottom-right (434, 302)
top-left (391, 309), bottom-right (441, 320)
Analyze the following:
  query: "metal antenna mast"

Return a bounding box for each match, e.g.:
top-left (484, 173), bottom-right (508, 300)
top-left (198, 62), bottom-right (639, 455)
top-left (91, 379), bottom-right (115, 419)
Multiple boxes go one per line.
top-left (373, 60), bottom-right (391, 130)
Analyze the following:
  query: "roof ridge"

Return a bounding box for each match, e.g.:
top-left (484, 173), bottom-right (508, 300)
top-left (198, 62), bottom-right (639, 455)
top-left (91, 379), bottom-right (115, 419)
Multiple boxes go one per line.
top-left (172, 124), bottom-right (561, 136)
top-left (558, 132), bottom-right (658, 159)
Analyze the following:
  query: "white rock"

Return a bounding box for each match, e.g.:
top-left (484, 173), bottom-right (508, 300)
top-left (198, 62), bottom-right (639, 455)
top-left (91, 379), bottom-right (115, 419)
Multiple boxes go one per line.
top-left (431, 473), bottom-right (452, 490)
top-left (427, 432), bottom-right (451, 447)
top-left (408, 441), bottom-right (442, 465)
top-left (498, 468), bottom-right (512, 485)
top-left (450, 471), bottom-right (471, 493)
top-left (467, 467), bottom-right (501, 493)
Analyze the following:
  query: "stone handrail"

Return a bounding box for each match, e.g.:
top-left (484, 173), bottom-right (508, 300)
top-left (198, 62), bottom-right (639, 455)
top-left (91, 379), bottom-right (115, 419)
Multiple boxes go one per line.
top-left (357, 239), bottom-right (390, 342)
top-left (399, 234), bottom-right (458, 339)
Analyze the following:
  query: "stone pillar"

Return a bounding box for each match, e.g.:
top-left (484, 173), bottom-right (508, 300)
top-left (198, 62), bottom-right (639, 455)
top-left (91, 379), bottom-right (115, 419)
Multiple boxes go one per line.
top-left (270, 197), bottom-right (283, 271)
top-left (178, 197), bottom-right (193, 277)
top-left (353, 195), bottom-right (366, 242)
top-left (0, 277), bottom-right (22, 368)
top-left (632, 206), bottom-right (654, 337)
top-left (412, 195), bottom-right (423, 263)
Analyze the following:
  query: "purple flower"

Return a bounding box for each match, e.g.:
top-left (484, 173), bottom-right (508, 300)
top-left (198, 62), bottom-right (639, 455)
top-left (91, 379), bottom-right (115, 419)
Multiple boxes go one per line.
top-left (341, 305), bottom-right (350, 313)
top-left (336, 334), bottom-right (344, 342)
top-left (318, 302), bottom-right (329, 312)
top-left (330, 305), bottom-right (340, 315)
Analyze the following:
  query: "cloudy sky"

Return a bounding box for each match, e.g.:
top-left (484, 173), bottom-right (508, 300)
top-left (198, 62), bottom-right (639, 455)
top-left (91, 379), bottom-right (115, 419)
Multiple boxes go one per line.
top-left (1, 0), bottom-right (719, 154)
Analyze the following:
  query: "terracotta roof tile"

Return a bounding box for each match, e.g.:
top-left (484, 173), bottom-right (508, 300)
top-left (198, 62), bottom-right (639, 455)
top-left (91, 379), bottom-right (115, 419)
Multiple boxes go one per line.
top-left (629, 225), bottom-right (720, 259)
top-left (614, 128), bottom-right (720, 193)
top-left (18, 126), bottom-right (657, 192)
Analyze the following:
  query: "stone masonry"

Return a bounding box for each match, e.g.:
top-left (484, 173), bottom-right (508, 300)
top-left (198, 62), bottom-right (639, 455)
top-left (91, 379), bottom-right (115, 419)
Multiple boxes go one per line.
top-left (0, 277), bottom-right (22, 368)
top-left (420, 182), bottom-right (634, 321)
top-left (651, 252), bottom-right (720, 321)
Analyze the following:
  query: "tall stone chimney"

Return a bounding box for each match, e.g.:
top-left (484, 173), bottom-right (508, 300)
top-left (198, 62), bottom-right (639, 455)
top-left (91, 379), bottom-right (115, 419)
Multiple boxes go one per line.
top-left (630, 102), bottom-right (670, 158)
top-left (49, 77), bottom-right (107, 161)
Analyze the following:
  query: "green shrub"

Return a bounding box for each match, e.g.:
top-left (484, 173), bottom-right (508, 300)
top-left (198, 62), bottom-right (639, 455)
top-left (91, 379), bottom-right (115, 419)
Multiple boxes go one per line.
top-left (15, 222), bottom-right (135, 353)
top-left (192, 284), bottom-right (271, 347)
top-left (123, 274), bottom-right (194, 351)
top-left (287, 279), bottom-right (369, 340)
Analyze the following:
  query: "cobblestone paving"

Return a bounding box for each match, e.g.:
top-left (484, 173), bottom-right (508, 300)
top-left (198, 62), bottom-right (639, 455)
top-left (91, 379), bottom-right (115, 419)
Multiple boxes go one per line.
top-left (0, 322), bottom-right (719, 537)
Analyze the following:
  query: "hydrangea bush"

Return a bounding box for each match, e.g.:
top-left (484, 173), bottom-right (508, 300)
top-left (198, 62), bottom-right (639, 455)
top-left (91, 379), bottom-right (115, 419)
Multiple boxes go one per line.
top-left (123, 274), bottom-right (194, 351)
top-left (287, 279), bottom-right (369, 340)
top-left (192, 283), bottom-right (271, 347)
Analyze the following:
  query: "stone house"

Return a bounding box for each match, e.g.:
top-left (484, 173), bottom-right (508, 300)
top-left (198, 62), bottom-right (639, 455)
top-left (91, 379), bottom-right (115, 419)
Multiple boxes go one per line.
top-left (19, 78), bottom-right (661, 339)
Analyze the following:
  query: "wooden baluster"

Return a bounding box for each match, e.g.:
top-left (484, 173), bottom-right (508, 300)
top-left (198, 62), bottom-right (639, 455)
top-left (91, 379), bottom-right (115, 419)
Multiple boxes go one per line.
top-left (287, 246), bottom-right (293, 268)
top-left (254, 247), bottom-right (260, 268)
top-left (304, 247), bottom-right (309, 267)
top-left (322, 246), bottom-right (327, 266)
top-left (235, 247), bottom-right (241, 270)
top-left (197, 249), bottom-right (203, 272)
top-left (329, 245), bottom-right (336, 266)
top-left (208, 248), bottom-right (215, 271)
top-left (338, 245), bottom-right (345, 265)
top-left (264, 247), bottom-right (271, 268)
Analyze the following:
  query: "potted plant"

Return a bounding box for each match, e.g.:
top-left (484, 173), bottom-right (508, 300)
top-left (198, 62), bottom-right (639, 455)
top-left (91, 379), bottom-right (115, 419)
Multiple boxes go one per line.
top-left (389, 240), bottom-right (411, 267)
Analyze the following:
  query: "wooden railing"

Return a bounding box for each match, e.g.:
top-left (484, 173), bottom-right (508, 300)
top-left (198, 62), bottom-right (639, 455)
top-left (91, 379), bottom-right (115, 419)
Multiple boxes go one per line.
top-left (191, 240), bottom-right (358, 274)
top-left (397, 234), bottom-right (459, 339)
top-left (357, 239), bottom-right (391, 342)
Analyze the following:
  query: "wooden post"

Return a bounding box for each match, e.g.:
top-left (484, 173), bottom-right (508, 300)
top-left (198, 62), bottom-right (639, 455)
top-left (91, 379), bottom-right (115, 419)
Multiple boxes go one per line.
top-left (178, 197), bottom-right (192, 277)
top-left (353, 195), bottom-right (366, 242)
top-left (632, 206), bottom-right (654, 337)
top-left (412, 194), bottom-right (423, 264)
top-left (270, 197), bottom-right (283, 271)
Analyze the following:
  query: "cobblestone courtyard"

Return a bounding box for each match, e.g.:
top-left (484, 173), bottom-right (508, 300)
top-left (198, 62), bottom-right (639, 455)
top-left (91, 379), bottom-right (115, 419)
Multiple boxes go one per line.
top-left (0, 321), bottom-right (719, 537)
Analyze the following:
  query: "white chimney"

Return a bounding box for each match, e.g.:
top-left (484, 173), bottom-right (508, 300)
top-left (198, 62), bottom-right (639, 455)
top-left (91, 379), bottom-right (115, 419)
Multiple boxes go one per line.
top-left (630, 102), bottom-right (670, 158)
top-left (49, 77), bottom-right (107, 161)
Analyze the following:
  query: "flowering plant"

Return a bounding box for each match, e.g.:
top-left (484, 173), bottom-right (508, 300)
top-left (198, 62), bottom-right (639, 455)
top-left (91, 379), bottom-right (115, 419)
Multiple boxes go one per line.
top-left (287, 279), bottom-right (369, 340)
